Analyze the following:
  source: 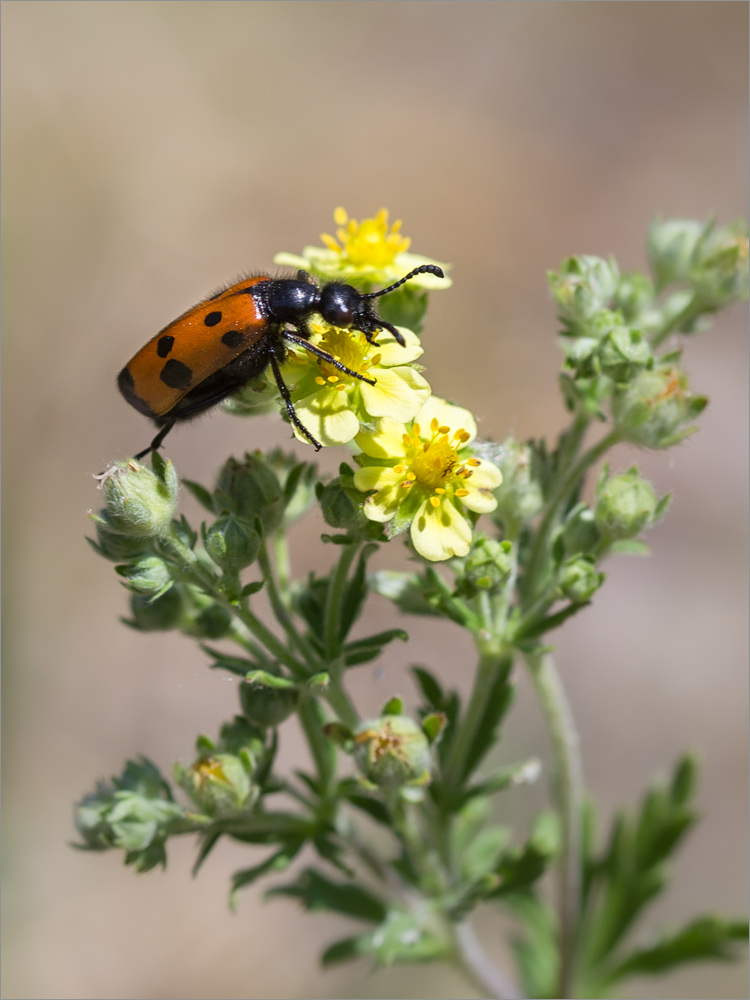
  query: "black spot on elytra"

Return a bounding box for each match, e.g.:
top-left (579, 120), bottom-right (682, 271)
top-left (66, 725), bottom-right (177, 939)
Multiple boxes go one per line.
top-left (221, 329), bottom-right (244, 348)
top-left (119, 367), bottom-right (135, 392)
top-left (160, 359), bottom-right (193, 390)
top-left (157, 335), bottom-right (175, 358)
top-left (204, 311), bottom-right (222, 327)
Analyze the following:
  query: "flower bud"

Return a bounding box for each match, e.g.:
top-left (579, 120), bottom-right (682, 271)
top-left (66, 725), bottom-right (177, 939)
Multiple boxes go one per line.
top-left (460, 536), bottom-right (513, 596)
top-left (318, 467), bottom-right (370, 531)
top-left (88, 511), bottom-right (154, 561)
top-left (117, 555), bottom-right (172, 596)
top-left (74, 758), bottom-right (184, 872)
top-left (594, 466), bottom-right (668, 542)
top-left (647, 218), bottom-right (705, 290)
top-left (217, 716), bottom-right (266, 763)
top-left (99, 459), bottom-right (179, 538)
top-left (548, 255), bottom-right (619, 327)
top-left (596, 324), bottom-right (652, 383)
top-left (190, 601), bottom-right (233, 640)
top-left (558, 556), bottom-right (603, 604)
top-left (175, 753), bottom-right (255, 816)
top-left (265, 449), bottom-right (318, 528)
top-left (127, 586), bottom-right (186, 631)
top-left (492, 439), bottom-right (544, 528)
top-left (611, 366), bottom-right (707, 449)
top-left (239, 673), bottom-right (300, 728)
top-left (613, 271), bottom-right (655, 323)
top-left (214, 453), bottom-right (284, 532)
top-left (562, 503), bottom-right (601, 557)
top-left (352, 715), bottom-right (432, 790)
top-left (690, 220), bottom-right (750, 310)
top-left (204, 514), bottom-right (261, 571)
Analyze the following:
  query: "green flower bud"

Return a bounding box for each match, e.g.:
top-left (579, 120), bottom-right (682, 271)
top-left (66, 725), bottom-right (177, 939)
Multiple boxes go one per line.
top-left (594, 466), bottom-right (668, 542)
top-left (691, 220), bottom-right (750, 310)
top-left (597, 324), bottom-right (652, 383)
top-left (648, 218), bottom-right (705, 290)
top-left (175, 753), bottom-right (255, 816)
top-left (558, 556), bottom-right (603, 604)
top-left (613, 271), bottom-right (655, 323)
top-left (190, 601), bottom-right (233, 640)
top-left (217, 716), bottom-right (266, 762)
top-left (214, 453), bottom-right (284, 532)
top-left (88, 511), bottom-right (155, 562)
top-left (352, 715), bottom-right (432, 791)
top-left (459, 536), bottom-right (513, 596)
top-left (318, 467), bottom-right (369, 531)
top-left (492, 439), bottom-right (544, 528)
top-left (265, 449), bottom-right (318, 528)
top-left (239, 672), bottom-right (300, 728)
top-left (204, 514), bottom-right (261, 571)
top-left (99, 458), bottom-right (179, 538)
top-left (611, 366), bottom-right (707, 448)
top-left (126, 586), bottom-right (186, 631)
top-left (562, 504), bottom-right (601, 557)
top-left (117, 555), bottom-right (172, 596)
top-left (74, 758), bottom-right (184, 872)
top-left (548, 255), bottom-right (619, 327)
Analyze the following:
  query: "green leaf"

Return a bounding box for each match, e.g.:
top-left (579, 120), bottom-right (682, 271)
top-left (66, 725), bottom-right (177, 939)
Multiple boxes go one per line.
top-left (230, 838), bottom-right (305, 910)
top-left (609, 539), bottom-right (650, 556)
top-left (381, 696), bottom-right (404, 716)
top-left (244, 669), bottom-right (297, 691)
top-left (411, 665), bottom-right (445, 708)
top-left (321, 934), bottom-right (372, 967)
top-left (267, 867), bottom-right (387, 923)
top-left (504, 891), bottom-right (559, 999)
top-left (516, 601), bottom-right (591, 641)
top-left (489, 812), bottom-right (559, 897)
top-left (344, 629), bottom-right (408, 654)
top-left (339, 544), bottom-right (378, 641)
top-left (182, 478), bottom-right (215, 513)
top-left (240, 580), bottom-right (264, 598)
top-left (464, 758), bottom-right (543, 800)
top-left (607, 916), bottom-right (749, 983)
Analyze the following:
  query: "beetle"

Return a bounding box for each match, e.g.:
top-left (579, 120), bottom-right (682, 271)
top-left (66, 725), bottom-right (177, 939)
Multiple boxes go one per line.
top-left (118, 264), bottom-right (444, 458)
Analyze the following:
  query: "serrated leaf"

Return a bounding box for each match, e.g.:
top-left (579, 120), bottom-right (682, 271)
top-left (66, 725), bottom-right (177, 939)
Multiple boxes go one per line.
top-left (267, 867), bottom-right (387, 923)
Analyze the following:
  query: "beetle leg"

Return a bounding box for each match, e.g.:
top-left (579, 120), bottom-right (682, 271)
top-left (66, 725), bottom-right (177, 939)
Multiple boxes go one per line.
top-left (283, 332), bottom-right (376, 386)
top-left (268, 352), bottom-right (322, 451)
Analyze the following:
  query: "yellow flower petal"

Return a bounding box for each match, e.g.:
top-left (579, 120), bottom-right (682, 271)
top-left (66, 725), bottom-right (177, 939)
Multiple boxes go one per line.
top-left (410, 498), bottom-right (472, 561)
top-left (293, 391), bottom-right (360, 446)
top-left (355, 418), bottom-right (409, 460)
top-left (415, 397), bottom-right (478, 442)
top-left (374, 327), bottom-right (424, 366)
top-left (359, 366), bottom-right (431, 422)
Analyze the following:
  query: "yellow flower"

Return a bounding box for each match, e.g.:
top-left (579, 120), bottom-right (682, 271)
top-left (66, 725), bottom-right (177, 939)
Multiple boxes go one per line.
top-left (275, 207), bottom-right (451, 290)
top-left (353, 397), bottom-right (502, 562)
top-left (281, 320), bottom-right (431, 447)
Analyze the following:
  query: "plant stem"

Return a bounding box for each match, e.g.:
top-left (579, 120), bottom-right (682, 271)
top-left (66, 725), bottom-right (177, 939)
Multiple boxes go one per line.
top-left (324, 659), bottom-right (359, 728)
top-left (233, 603), bottom-right (308, 679)
top-left (444, 641), bottom-right (509, 795)
top-left (272, 530), bottom-right (292, 601)
top-left (297, 693), bottom-right (335, 792)
top-left (324, 542), bottom-right (359, 659)
top-left (258, 542), bottom-right (320, 668)
top-left (524, 429), bottom-right (621, 600)
top-left (525, 649), bottom-right (583, 1000)
top-left (453, 921), bottom-right (524, 1000)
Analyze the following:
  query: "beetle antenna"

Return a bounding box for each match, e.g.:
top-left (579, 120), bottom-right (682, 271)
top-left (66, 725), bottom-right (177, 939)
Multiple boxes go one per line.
top-left (361, 264), bottom-right (445, 299)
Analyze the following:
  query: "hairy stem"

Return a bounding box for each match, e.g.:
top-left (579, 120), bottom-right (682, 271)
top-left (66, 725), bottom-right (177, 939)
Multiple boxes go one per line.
top-left (453, 921), bottom-right (524, 1000)
top-left (324, 542), bottom-right (359, 659)
top-left (258, 542), bottom-right (320, 667)
top-left (525, 649), bottom-right (583, 999)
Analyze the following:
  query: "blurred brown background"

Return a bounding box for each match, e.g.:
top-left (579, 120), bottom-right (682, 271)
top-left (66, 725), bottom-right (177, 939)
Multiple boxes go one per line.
top-left (2, 3), bottom-right (747, 998)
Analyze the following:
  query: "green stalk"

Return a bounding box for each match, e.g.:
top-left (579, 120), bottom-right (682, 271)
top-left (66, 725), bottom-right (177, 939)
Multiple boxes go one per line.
top-left (324, 542), bottom-right (359, 659)
top-left (325, 655), bottom-right (359, 728)
top-left (233, 603), bottom-right (308, 679)
top-left (524, 429), bottom-right (621, 600)
top-left (258, 542), bottom-right (320, 668)
top-left (453, 921), bottom-right (524, 1000)
top-left (525, 649), bottom-right (583, 1000)
top-left (443, 640), bottom-right (508, 795)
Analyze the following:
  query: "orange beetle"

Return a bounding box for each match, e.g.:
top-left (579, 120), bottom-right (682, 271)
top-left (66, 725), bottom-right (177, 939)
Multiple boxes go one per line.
top-left (118, 265), bottom-right (444, 457)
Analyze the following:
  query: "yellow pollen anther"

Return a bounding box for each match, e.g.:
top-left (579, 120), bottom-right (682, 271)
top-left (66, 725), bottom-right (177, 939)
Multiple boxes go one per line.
top-left (315, 376), bottom-right (326, 385)
top-left (327, 375), bottom-right (339, 383)
top-left (393, 465), bottom-right (406, 474)
top-left (370, 353), bottom-right (382, 365)
top-left (412, 423), bottom-right (421, 437)
top-left (400, 480), bottom-right (414, 488)
top-left (337, 383), bottom-right (346, 391)
top-left (438, 425), bottom-right (450, 435)
top-left (455, 488), bottom-right (470, 497)
top-left (429, 496), bottom-right (440, 508)
top-left (333, 355), bottom-right (341, 361)
top-left (431, 418), bottom-right (440, 432)
top-left (467, 458), bottom-right (481, 466)
top-left (435, 488), bottom-right (446, 494)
